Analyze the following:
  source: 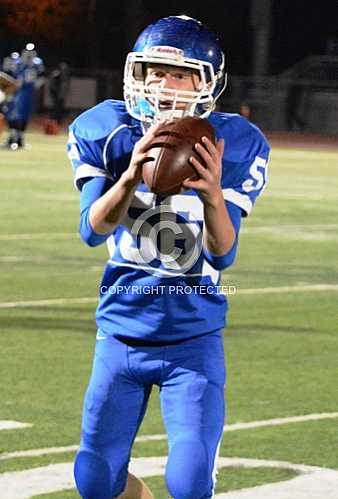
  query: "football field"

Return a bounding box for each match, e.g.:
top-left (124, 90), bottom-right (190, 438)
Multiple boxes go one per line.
top-left (0, 131), bottom-right (337, 498)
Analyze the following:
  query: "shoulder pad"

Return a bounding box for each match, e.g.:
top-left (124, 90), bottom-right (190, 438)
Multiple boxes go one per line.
top-left (70, 99), bottom-right (136, 141)
top-left (208, 112), bottom-right (270, 162)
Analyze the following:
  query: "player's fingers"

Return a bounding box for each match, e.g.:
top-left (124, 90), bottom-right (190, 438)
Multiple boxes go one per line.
top-left (148, 120), bottom-right (170, 138)
top-left (201, 136), bottom-right (219, 158)
top-left (201, 137), bottom-right (224, 167)
top-left (194, 142), bottom-right (213, 170)
top-left (189, 155), bottom-right (211, 180)
top-left (182, 177), bottom-right (210, 194)
top-left (138, 121), bottom-right (168, 151)
top-left (137, 122), bottom-right (163, 148)
top-left (182, 177), bottom-right (202, 189)
top-left (139, 152), bottom-right (154, 165)
top-left (149, 120), bottom-right (165, 134)
top-left (131, 151), bottom-right (153, 168)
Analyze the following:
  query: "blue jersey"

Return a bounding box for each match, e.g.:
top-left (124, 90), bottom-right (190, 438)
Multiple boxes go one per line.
top-left (68, 100), bottom-right (269, 343)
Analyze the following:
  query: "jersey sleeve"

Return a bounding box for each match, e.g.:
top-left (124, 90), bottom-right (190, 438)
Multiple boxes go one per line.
top-left (202, 200), bottom-right (242, 270)
top-left (219, 115), bottom-right (270, 217)
top-left (67, 122), bottom-right (113, 191)
top-left (79, 177), bottom-right (115, 247)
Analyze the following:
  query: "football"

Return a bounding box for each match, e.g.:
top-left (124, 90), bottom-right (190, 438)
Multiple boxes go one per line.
top-left (142, 116), bottom-right (216, 197)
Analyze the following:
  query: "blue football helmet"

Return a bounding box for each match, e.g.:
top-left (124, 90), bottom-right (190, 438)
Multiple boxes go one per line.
top-left (21, 43), bottom-right (38, 65)
top-left (123, 16), bottom-right (227, 123)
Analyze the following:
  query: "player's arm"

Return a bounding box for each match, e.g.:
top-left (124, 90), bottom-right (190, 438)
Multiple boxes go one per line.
top-left (183, 137), bottom-right (237, 257)
top-left (89, 122), bottom-right (161, 235)
top-left (202, 186), bottom-right (236, 255)
top-left (88, 169), bottom-right (140, 235)
top-left (203, 199), bottom-right (241, 269)
top-left (68, 122), bottom-right (157, 246)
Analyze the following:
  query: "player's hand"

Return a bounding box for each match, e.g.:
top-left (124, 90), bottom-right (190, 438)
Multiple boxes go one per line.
top-left (182, 137), bottom-right (225, 204)
top-left (123, 122), bottom-right (164, 186)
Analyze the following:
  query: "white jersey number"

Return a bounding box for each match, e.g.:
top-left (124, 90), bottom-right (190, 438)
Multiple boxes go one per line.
top-left (242, 156), bottom-right (268, 193)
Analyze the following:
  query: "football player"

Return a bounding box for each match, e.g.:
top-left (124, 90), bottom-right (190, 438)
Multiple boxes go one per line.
top-left (2, 43), bottom-right (45, 149)
top-left (67, 15), bottom-right (269, 499)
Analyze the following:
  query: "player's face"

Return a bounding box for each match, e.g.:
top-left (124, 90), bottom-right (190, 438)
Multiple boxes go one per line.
top-left (144, 64), bottom-right (201, 110)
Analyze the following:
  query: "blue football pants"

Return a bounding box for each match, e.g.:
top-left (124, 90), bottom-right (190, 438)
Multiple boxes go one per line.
top-left (74, 330), bottom-right (226, 499)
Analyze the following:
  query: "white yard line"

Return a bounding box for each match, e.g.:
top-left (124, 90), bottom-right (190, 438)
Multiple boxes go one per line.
top-left (0, 463), bottom-right (73, 499)
top-left (0, 421), bottom-right (32, 431)
top-left (0, 297), bottom-right (98, 309)
top-left (0, 446), bottom-right (79, 461)
top-left (222, 412), bottom-right (338, 431)
top-left (1, 412), bottom-right (338, 461)
top-left (236, 284), bottom-right (338, 295)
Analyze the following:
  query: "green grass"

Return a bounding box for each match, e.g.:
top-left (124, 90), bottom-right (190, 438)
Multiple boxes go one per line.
top-left (0, 131), bottom-right (337, 497)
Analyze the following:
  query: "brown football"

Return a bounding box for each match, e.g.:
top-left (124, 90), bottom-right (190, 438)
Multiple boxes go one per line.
top-left (142, 116), bottom-right (216, 197)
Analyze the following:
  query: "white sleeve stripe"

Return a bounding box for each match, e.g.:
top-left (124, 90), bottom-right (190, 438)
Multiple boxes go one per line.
top-left (74, 164), bottom-right (113, 190)
top-left (68, 130), bottom-right (76, 143)
top-left (75, 164), bottom-right (113, 180)
top-left (222, 188), bottom-right (252, 215)
top-left (102, 124), bottom-right (129, 168)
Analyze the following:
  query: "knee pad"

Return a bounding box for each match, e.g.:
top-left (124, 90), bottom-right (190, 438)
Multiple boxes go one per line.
top-left (165, 439), bottom-right (210, 499)
top-left (74, 449), bottom-right (113, 499)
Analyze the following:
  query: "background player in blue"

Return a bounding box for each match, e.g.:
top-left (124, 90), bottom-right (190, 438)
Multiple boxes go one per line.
top-left (67, 15), bottom-right (269, 499)
top-left (1, 43), bottom-right (45, 149)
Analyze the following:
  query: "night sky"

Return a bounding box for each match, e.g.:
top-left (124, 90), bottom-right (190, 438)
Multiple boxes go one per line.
top-left (0, 0), bottom-right (337, 75)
